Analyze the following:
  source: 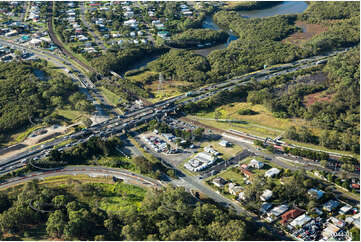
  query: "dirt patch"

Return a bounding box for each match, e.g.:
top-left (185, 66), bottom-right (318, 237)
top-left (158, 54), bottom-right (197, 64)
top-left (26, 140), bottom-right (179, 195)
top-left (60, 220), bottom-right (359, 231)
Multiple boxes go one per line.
top-left (37, 132), bottom-right (62, 143)
top-left (0, 144), bottom-right (27, 156)
top-left (283, 20), bottom-right (328, 46)
top-left (303, 91), bottom-right (334, 107)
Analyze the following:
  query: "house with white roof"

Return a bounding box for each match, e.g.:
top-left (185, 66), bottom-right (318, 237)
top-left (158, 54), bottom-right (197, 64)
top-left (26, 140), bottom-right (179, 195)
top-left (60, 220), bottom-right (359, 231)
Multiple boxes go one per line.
top-left (249, 159), bottom-right (264, 169)
top-left (260, 189), bottom-right (273, 201)
top-left (265, 168), bottom-right (280, 178)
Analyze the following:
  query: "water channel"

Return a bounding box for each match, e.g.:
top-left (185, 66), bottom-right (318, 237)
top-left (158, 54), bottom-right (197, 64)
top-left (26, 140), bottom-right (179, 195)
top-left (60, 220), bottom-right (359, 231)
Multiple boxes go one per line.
top-left (130, 1), bottom-right (309, 69)
top-left (195, 1), bottom-right (309, 56)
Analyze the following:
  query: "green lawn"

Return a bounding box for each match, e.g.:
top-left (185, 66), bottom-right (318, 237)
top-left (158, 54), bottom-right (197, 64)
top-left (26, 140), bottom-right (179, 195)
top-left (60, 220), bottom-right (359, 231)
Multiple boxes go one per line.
top-left (54, 108), bottom-right (87, 121)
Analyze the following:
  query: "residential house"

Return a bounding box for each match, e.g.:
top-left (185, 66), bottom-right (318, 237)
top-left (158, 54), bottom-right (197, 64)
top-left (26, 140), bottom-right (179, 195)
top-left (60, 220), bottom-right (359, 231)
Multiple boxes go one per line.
top-left (264, 168), bottom-right (280, 178)
top-left (260, 202), bottom-right (273, 214)
top-left (260, 189), bottom-right (273, 201)
top-left (280, 208), bottom-right (304, 225)
top-left (308, 188), bottom-right (324, 200)
top-left (157, 31), bottom-right (169, 38)
top-left (290, 214), bottom-right (311, 228)
top-left (219, 140), bottom-right (231, 147)
top-left (228, 183), bottom-right (242, 195)
top-left (239, 167), bottom-right (253, 178)
top-left (323, 200), bottom-right (339, 212)
top-left (212, 177), bottom-right (227, 188)
top-left (249, 159), bottom-right (264, 169)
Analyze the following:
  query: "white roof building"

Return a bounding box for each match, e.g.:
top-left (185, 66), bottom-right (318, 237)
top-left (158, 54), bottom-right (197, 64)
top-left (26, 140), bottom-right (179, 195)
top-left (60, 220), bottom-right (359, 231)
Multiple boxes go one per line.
top-left (290, 214), bottom-right (311, 227)
top-left (265, 168), bottom-right (280, 178)
top-left (339, 205), bottom-right (352, 215)
top-left (249, 159), bottom-right (264, 169)
top-left (219, 140), bottom-right (231, 147)
top-left (260, 189), bottom-right (273, 201)
top-left (268, 204), bottom-right (288, 217)
top-left (228, 183), bottom-right (242, 195)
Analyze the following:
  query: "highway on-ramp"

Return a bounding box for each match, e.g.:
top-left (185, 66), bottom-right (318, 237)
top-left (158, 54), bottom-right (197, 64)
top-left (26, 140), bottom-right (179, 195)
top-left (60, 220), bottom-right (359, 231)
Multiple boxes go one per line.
top-left (0, 165), bottom-right (164, 190)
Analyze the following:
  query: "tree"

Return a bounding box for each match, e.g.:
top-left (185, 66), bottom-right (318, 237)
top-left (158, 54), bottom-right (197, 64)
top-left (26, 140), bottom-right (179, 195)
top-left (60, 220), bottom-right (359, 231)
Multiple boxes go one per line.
top-left (219, 220), bottom-right (246, 241)
top-left (121, 220), bottom-right (146, 241)
top-left (52, 195), bottom-right (69, 210)
top-left (214, 109), bottom-right (222, 120)
top-left (320, 160), bottom-right (328, 168)
top-left (94, 235), bottom-right (105, 241)
top-left (46, 210), bottom-right (67, 239)
top-left (133, 156), bottom-right (153, 174)
top-left (0, 193), bottom-right (10, 213)
top-left (351, 227), bottom-right (360, 241)
top-left (193, 128), bottom-right (204, 141)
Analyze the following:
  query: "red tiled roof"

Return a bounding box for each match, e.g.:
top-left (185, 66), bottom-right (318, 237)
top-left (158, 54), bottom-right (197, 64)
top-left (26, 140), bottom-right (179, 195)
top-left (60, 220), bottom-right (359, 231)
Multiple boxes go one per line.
top-left (281, 209), bottom-right (304, 225)
top-left (352, 183), bottom-right (360, 189)
top-left (240, 168), bottom-right (253, 177)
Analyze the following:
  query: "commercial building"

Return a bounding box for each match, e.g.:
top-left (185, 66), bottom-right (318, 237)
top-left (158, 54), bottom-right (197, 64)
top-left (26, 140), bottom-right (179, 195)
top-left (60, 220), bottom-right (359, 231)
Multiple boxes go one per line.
top-left (339, 205), bottom-right (352, 215)
top-left (184, 152), bottom-right (217, 172)
top-left (281, 208), bottom-right (304, 225)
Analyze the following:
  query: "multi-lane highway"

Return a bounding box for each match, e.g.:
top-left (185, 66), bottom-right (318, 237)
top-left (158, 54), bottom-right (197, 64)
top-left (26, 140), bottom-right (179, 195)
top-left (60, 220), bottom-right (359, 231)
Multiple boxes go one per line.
top-left (0, 47), bottom-right (351, 176)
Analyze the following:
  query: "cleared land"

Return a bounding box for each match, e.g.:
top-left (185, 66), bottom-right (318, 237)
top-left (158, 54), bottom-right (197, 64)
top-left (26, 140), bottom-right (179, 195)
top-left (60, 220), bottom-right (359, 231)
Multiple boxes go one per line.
top-left (283, 20), bottom-right (328, 46)
top-left (192, 102), bottom-right (310, 137)
top-left (303, 90), bottom-right (334, 107)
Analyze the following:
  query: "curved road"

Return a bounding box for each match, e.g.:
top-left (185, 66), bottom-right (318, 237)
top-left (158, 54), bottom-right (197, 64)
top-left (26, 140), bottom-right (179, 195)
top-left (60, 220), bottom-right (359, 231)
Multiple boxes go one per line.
top-left (0, 166), bottom-right (164, 190)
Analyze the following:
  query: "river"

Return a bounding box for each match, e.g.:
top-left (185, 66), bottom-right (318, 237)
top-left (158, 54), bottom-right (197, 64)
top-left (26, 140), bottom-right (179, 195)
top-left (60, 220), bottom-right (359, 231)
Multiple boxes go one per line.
top-left (195, 1), bottom-right (308, 56)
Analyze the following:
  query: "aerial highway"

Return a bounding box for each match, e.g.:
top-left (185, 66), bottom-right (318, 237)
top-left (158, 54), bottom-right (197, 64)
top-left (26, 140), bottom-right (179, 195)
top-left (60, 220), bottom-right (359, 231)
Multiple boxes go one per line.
top-left (0, 47), bottom-right (351, 176)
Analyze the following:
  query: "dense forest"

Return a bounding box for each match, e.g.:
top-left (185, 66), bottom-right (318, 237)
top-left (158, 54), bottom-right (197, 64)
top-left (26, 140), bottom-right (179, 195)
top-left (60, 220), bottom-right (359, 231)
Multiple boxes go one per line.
top-left (91, 44), bottom-right (168, 75)
top-left (274, 49), bottom-right (360, 153)
top-left (0, 184), bottom-right (276, 240)
top-left (147, 49), bottom-right (210, 83)
top-left (0, 62), bottom-right (92, 143)
top-left (169, 29), bottom-right (228, 48)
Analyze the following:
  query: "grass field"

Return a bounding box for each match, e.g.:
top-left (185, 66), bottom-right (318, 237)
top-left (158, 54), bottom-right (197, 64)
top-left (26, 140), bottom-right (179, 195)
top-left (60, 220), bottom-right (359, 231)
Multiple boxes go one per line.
top-left (100, 86), bottom-right (124, 106)
top-left (38, 175), bottom-right (147, 212)
top-left (94, 183), bottom-right (146, 212)
top-left (194, 102), bottom-right (310, 135)
top-left (54, 108), bottom-right (88, 121)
